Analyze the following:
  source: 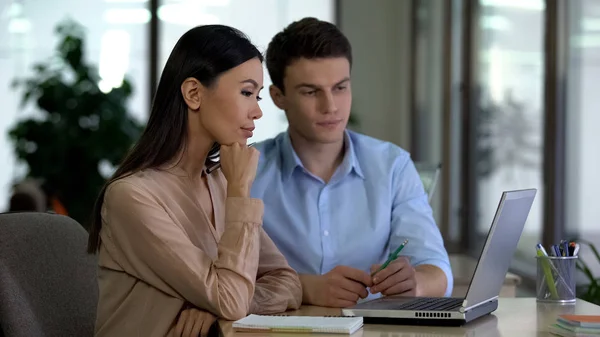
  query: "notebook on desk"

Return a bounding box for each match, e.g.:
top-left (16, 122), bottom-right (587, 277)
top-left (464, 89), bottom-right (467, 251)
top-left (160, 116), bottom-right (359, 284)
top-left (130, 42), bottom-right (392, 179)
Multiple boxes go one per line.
top-left (232, 314), bottom-right (363, 334)
top-left (548, 315), bottom-right (600, 336)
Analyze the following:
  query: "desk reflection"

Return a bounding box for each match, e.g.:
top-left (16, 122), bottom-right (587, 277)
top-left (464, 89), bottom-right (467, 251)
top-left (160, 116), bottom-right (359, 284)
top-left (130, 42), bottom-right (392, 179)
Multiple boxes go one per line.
top-left (361, 314), bottom-right (499, 337)
top-left (219, 313), bottom-right (500, 337)
top-left (535, 301), bottom-right (576, 333)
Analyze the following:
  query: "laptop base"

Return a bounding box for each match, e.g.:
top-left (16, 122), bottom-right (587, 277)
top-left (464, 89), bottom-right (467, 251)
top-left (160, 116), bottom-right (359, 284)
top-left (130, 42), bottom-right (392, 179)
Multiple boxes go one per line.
top-left (360, 299), bottom-right (498, 326)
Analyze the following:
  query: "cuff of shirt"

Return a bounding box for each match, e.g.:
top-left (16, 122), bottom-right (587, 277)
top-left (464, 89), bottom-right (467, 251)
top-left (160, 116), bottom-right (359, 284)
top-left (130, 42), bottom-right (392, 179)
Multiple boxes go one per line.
top-left (225, 197), bottom-right (264, 225)
top-left (416, 259), bottom-right (454, 297)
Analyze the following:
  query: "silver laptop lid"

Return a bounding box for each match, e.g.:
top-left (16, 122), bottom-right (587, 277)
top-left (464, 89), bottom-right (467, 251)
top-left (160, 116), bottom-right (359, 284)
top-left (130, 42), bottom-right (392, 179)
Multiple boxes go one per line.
top-left (463, 189), bottom-right (537, 310)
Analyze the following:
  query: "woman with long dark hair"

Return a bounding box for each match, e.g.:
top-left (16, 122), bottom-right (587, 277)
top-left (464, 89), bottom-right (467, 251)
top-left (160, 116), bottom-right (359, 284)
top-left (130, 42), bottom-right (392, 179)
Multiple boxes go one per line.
top-left (88, 25), bottom-right (302, 337)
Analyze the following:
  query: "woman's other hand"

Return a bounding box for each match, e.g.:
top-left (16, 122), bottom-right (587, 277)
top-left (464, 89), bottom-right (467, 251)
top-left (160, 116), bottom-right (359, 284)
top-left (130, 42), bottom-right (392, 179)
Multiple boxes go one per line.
top-left (173, 307), bottom-right (217, 337)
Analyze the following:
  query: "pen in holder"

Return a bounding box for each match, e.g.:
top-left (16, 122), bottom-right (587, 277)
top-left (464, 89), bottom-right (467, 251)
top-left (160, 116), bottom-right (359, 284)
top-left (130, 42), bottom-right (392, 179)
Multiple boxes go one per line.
top-left (205, 142), bottom-right (255, 175)
top-left (536, 255), bottom-right (577, 303)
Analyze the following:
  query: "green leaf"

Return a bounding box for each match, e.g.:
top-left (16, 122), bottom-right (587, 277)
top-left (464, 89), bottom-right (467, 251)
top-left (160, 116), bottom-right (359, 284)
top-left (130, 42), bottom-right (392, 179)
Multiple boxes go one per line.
top-left (576, 260), bottom-right (597, 286)
top-left (578, 240), bottom-right (600, 265)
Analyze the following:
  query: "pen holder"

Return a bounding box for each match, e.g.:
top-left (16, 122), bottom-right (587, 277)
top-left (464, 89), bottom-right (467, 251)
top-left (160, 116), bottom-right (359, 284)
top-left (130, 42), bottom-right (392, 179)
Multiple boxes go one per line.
top-left (536, 256), bottom-right (577, 303)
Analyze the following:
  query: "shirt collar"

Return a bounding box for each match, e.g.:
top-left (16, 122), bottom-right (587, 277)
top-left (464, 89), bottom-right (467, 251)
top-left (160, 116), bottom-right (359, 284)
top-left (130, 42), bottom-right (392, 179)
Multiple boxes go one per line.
top-left (280, 129), bottom-right (365, 181)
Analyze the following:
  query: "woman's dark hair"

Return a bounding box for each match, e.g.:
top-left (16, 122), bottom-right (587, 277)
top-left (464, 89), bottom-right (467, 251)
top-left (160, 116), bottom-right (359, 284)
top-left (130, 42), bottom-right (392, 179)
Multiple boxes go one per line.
top-left (87, 25), bottom-right (263, 253)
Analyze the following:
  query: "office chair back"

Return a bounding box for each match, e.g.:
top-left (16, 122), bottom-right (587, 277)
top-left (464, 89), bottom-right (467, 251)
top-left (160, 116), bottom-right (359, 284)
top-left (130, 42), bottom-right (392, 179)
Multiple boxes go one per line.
top-left (0, 212), bottom-right (98, 337)
top-left (415, 162), bottom-right (442, 203)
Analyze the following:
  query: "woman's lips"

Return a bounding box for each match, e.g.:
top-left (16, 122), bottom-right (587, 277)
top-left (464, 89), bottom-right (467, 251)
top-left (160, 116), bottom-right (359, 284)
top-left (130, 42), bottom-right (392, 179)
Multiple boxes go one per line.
top-left (241, 127), bottom-right (254, 138)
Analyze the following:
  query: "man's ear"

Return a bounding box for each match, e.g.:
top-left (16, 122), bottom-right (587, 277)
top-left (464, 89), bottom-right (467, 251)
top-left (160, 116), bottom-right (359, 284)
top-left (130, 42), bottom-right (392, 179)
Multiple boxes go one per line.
top-left (269, 84), bottom-right (286, 110)
top-left (181, 77), bottom-right (202, 111)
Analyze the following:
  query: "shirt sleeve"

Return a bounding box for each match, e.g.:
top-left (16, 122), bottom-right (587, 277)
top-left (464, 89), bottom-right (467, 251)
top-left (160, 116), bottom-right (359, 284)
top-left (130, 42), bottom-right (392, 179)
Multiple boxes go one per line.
top-left (100, 180), bottom-right (264, 320)
top-left (389, 157), bottom-right (454, 297)
top-left (249, 229), bottom-right (303, 314)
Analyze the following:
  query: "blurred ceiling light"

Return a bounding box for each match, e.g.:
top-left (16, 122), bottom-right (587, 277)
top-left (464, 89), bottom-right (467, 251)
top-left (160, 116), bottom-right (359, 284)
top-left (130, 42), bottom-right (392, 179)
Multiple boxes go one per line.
top-left (166, 0), bottom-right (230, 6)
top-left (104, 0), bottom-right (148, 2)
top-left (99, 30), bottom-right (131, 93)
top-left (481, 15), bottom-right (510, 31)
top-left (8, 18), bottom-right (31, 33)
top-left (158, 4), bottom-right (220, 26)
top-left (4, 1), bottom-right (23, 18)
top-left (582, 19), bottom-right (600, 32)
top-left (487, 44), bottom-right (504, 103)
top-left (5, 1), bottom-right (31, 33)
top-left (200, 0), bottom-right (230, 5)
top-left (480, 0), bottom-right (544, 11)
top-left (103, 8), bottom-right (150, 24)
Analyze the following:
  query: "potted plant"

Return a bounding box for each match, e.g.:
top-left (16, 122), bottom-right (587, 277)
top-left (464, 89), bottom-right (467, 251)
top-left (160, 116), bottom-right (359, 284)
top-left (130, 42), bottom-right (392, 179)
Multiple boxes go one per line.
top-left (8, 19), bottom-right (143, 227)
top-left (575, 240), bottom-right (600, 305)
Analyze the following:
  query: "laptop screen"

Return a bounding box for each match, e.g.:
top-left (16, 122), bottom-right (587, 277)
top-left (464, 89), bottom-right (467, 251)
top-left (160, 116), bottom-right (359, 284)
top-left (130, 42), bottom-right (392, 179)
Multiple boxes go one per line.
top-left (463, 189), bottom-right (537, 309)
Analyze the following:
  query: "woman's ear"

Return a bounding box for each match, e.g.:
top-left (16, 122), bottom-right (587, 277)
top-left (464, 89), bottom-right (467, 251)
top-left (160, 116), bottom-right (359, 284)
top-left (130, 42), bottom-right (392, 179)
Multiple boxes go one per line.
top-left (269, 85), bottom-right (286, 110)
top-left (181, 77), bottom-right (202, 111)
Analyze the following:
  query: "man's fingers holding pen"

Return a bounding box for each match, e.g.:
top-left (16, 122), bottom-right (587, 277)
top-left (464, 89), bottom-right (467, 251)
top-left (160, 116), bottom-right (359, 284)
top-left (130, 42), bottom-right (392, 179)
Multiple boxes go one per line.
top-left (370, 262), bottom-right (404, 294)
top-left (337, 276), bottom-right (369, 299)
top-left (331, 286), bottom-right (362, 304)
top-left (334, 265), bottom-right (373, 287)
top-left (370, 264), bottom-right (382, 277)
top-left (370, 257), bottom-right (415, 294)
top-left (381, 278), bottom-right (417, 297)
top-left (329, 266), bottom-right (370, 298)
top-left (318, 266), bottom-right (372, 307)
top-left (371, 257), bottom-right (409, 283)
top-left (322, 278), bottom-right (362, 307)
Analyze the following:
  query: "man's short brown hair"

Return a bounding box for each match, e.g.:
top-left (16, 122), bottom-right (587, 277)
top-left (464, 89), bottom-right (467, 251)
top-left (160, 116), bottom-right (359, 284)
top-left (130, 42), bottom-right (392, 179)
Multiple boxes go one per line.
top-left (266, 17), bottom-right (352, 93)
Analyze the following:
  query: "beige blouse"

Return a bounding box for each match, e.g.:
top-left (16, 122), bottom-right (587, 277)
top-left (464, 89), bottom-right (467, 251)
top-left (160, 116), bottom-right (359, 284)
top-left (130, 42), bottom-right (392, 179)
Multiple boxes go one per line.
top-left (94, 165), bottom-right (302, 337)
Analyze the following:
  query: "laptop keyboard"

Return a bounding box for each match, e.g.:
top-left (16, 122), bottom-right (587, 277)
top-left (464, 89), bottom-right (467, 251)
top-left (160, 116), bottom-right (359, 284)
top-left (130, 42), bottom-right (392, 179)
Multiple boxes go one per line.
top-left (393, 297), bottom-right (463, 311)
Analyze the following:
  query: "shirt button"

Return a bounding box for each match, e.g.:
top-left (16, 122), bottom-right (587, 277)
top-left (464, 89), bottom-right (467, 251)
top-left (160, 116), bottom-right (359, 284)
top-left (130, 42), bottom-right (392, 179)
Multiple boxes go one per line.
top-left (324, 230), bottom-right (329, 236)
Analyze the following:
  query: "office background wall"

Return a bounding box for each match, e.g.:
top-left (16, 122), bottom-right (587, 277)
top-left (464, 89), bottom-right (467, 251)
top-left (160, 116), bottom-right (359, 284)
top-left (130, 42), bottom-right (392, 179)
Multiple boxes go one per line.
top-left (337, 0), bottom-right (413, 150)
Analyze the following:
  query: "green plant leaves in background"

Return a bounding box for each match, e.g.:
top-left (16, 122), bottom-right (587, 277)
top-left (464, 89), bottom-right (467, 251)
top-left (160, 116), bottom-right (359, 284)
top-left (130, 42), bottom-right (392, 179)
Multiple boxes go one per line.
top-left (8, 18), bottom-right (143, 227)
top-left (573, 239), bottom-right (600, 305)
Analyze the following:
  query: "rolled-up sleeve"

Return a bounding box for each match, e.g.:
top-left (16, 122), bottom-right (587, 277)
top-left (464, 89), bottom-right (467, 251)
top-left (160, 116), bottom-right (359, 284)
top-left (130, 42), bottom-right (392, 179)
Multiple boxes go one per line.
top-left (249, 229), bottom-right (302, 314)
top-left (389, 157), bottom-right (453, 297)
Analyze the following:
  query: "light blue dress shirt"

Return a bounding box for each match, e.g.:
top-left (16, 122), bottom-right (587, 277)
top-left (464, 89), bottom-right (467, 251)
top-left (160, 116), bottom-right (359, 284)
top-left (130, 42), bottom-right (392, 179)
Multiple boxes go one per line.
top-left (251, 130), bottom-right (453, 298)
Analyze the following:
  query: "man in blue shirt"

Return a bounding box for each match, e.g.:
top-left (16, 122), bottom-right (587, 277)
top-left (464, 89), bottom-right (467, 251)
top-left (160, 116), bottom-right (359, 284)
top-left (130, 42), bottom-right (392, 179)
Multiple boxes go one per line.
top-left (251, 17), bottom-right (452, 308)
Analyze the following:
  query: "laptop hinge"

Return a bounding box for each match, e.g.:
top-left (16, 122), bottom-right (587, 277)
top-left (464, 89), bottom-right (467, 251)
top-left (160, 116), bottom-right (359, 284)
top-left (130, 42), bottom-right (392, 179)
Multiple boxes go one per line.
top-left (459, 296), bottom-right (498, 313)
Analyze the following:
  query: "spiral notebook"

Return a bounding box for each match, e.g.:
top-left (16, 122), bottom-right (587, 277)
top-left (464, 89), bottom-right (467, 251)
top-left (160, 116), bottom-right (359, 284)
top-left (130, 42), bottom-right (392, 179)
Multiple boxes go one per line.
top-left (232, 314), bottom-right (363, 334)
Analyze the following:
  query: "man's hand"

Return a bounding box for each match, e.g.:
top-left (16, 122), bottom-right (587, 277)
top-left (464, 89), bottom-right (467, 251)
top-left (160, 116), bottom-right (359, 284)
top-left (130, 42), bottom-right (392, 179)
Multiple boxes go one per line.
top-left (173, 307), bottom-right (217, 337)
top-left (301, 266), bottom-right (373, 308)
top-left (370, 257), bottom-right (417, 296)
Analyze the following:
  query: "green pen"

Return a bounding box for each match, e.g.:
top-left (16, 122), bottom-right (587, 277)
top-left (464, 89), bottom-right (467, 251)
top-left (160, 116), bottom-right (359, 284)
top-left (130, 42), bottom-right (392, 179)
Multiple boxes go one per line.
top-left (371, 239), bottom-right (409, 277)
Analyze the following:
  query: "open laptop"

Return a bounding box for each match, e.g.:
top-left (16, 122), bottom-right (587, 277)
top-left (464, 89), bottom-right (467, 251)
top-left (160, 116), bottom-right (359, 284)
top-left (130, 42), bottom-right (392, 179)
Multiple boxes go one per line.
top-left (341, 189), bottom-right (537, 326)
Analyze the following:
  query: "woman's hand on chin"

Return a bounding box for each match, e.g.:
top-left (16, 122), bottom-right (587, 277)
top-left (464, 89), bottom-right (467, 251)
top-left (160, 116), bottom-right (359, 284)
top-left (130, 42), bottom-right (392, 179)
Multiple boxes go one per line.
top-left (219, 142), bottom-right (259, 198)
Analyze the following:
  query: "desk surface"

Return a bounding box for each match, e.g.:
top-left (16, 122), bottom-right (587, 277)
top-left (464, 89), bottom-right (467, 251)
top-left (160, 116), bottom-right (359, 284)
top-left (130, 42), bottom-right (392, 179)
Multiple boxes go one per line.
top-left (219, 298), bottom-right (600, 337)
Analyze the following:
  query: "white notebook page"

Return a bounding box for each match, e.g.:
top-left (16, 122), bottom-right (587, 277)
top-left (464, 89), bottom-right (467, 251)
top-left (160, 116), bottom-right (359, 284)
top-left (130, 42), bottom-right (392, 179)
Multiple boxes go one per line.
top-left (232, 314), bottom-right (364, 334)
